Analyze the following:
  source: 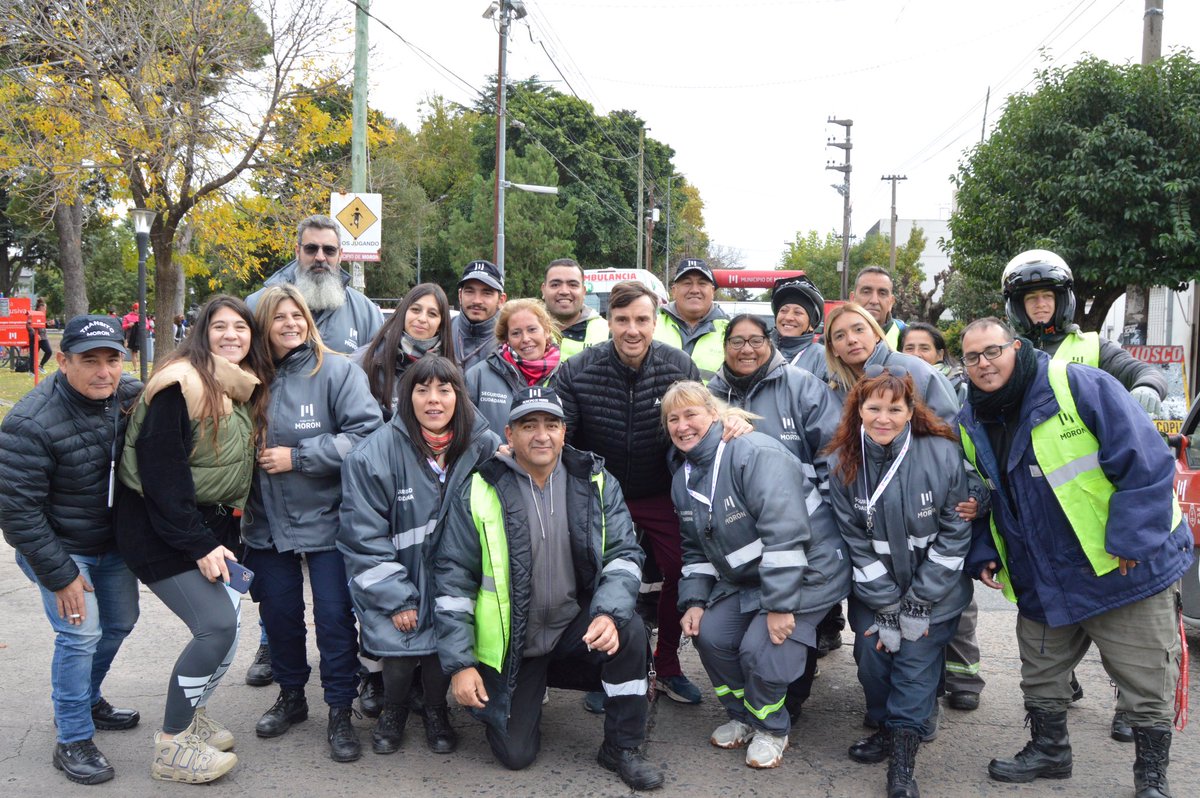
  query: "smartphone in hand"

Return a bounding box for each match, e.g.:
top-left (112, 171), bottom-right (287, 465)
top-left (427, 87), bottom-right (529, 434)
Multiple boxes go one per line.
top-left (225, 558), bottom-right (255, 593)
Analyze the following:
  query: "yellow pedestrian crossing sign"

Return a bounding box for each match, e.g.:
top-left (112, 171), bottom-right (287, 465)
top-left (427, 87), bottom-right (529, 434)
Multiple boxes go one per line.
top-left (330, 192), bottom-right (382, 262)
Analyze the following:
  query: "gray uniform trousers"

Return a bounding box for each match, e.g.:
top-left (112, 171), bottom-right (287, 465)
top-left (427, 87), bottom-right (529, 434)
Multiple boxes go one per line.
top-left (1017, 582), bottom-right (1183, 727)
top-left (693, 590), bottom-right (821, 736)
top-left (945, 594), bottom-right (984, 693)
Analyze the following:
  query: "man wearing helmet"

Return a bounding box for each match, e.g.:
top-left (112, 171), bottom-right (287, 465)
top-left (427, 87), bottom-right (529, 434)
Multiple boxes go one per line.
top-left (1002, 250), bottom-right (1166, 416)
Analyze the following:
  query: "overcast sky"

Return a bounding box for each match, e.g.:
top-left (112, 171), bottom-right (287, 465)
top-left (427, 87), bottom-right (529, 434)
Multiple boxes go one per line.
top-left (353, 0), bottom-right (1199, 269)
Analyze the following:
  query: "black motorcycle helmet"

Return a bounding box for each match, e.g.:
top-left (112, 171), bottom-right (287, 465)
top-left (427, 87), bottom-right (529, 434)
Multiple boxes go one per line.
top-left (1001, 249), bottom-right (1076, 338)
top-left (771, 275), bottom-right (825, 334)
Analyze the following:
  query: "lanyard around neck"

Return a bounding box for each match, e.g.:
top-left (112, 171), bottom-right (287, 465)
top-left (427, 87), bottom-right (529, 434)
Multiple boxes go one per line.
top-left (683, 439), bottom-right (726, 510)
top-left (859, 426), bottom-right (911, 526)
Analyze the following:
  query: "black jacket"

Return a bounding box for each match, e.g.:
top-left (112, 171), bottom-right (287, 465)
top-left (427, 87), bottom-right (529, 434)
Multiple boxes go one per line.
top-left (0, 372), bottom-right (141, 591)
top-left (554, 341), bottom-right (700, 500)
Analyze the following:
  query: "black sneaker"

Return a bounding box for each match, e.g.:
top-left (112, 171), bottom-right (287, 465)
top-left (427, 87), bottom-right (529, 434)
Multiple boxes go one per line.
top-left (245, 643), bottom-right (273, 687)
top-left (91, 698), bottom-right (140, 730)
top-left (597, 741), bottom-right (664, 790)
top-left (53, 739), bottom-right (114, 785)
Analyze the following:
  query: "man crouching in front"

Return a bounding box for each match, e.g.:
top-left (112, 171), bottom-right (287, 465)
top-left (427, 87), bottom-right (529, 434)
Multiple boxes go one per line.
top-left (434, 386), bottom-right (664, 790)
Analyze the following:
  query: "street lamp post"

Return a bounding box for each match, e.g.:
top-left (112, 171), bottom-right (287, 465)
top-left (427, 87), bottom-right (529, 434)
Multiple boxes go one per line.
top-left (129, 208), bottom-right (156, 382)
top-left (664, 173), bottom-right (684, 286)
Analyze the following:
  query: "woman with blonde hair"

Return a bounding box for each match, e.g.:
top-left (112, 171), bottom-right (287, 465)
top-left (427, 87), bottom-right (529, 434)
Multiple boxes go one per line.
top-left (824, 303), bottom-right (958, 425)
top-left (664, 381), bottom-right (849, 770)
top-left (114, 295), bottom-right (272, 784)
top-left (243, 285), bottom-right (383, 762)
top-left (465, 298), bottom-right (563, 434)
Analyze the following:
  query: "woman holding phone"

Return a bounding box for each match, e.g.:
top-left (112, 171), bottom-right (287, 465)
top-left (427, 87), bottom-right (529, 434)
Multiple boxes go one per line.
top-left (115, 296), bottom-right (272, 784)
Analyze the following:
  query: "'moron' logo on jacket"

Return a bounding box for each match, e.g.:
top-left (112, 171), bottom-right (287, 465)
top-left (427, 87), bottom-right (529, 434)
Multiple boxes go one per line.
top-left (295, 403), bottom-right (322, 431)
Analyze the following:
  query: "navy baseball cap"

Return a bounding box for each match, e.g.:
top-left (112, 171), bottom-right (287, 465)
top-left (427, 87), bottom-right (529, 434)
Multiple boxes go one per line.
top-left (508, 385), bottom-right (565, 423)
top-left (458, 259), bottom-right (504, 292)
top-left (673, 257), bottom-right (715, 285)
top-left (61, 315), bottom-right (128, 355)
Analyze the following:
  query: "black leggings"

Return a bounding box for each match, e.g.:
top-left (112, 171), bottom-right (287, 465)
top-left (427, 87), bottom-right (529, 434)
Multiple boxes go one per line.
top-left (381, 655), bottom-right (449, 710)
top-left (148, 570), bottom-right (241, 733)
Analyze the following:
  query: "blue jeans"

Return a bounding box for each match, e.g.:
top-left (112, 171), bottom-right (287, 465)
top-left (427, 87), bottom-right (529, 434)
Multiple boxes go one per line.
top-left (849, 596), bottom-right (957, 737)
top-left (244, 547), bottom-right (359, 707)
top-left (16, 551), bottom-right (140, 743)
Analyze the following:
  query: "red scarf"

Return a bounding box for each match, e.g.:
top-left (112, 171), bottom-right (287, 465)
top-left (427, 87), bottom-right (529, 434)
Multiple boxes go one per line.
top-left (500, 344), bottom-right (561, 386)
top-left (422, 428), bottom-right (453, 466)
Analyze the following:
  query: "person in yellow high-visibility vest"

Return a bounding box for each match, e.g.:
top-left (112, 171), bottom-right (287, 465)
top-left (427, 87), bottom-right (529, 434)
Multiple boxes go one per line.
top-left (957, 317), bottom-right (1190, 797)
top-left (1001, 250), bottom-right (1165, 416)
top-left (540, 258), bottom-right (608, 359)
top-left (853, 266), bottom-right (906, 350)
top-left (654, 258), bottom-right (728, 384)
top-left (433, 386), bottom-right (664, 791)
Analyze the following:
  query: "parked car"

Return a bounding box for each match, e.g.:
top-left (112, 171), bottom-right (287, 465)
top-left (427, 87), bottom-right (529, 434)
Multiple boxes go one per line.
top-left (1167, 396), bottom-right (1200, 628)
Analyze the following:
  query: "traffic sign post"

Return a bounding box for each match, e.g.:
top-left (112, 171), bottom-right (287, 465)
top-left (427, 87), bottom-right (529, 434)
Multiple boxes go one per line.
top-left (330, 192), bottom-right (382, 262)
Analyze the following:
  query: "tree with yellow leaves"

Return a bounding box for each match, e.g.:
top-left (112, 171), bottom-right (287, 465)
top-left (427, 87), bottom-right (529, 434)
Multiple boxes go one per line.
top-left (0, 0), bottom-right (340, 358)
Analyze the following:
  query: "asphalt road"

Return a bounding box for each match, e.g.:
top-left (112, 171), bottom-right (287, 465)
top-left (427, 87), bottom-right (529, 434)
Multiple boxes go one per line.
top-left (1, 543), bottom-right (1197, 798)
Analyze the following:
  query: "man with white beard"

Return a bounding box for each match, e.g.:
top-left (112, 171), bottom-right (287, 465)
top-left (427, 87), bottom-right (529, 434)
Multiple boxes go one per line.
top-left (247, 215), bottom-right (384, 355)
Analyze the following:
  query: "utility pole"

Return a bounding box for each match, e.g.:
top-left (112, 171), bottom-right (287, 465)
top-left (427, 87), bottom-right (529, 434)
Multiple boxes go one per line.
top-left (636, 126), bottom-right (645, 271)
top-left (645, 186), bottom-right (656, 275)
top-left (826, 118), bottom-right (853, 300)
top-left (489, 2), bottom-right (519, 273)
top-left (349, 0), bottom-right (369, 292)
top-left (1122, 0), bottom-right (1164, 346)
top-left (664, 173), bottom-right (682, 286)
top-left (881, 174), bottom-right (908, 272)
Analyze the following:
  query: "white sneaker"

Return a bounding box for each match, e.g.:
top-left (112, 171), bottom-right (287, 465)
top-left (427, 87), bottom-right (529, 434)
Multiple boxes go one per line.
top-left (190, 707), bottom-right (235, 752)
top-left (151, 731), bottom-right (237, 783)
top-left (710, 720), bottom-right (755, 749)
top-left (746, 731), bottom-right (788, 768)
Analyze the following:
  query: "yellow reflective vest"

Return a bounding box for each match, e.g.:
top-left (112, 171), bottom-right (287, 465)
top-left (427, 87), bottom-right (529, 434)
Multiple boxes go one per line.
top-left (468, 470), bottom-right (607, 672)
top-left (559, 315), bottom-right (610, 360)
top-left (959, 359), bottom-right (1181, 603)
top-left (883, 321), bottom-right (901, 350)
top-left (1050, 330), bottom-right (1100, 367)
top-left (653, 311), bottom-right (728, 384)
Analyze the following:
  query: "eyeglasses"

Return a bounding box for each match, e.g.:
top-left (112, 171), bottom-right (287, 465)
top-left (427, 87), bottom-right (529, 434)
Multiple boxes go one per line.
top-left (962, 341), bottom-right (1015, 367)
top-left (726, 335), bottom-right (767, 350)
top-left (863, 364), bottom-right (908, 378)
top-left (301, 243), bottom-right (340, 258)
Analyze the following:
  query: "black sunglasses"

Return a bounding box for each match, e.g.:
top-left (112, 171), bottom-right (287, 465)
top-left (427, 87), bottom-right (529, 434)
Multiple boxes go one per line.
top-left (302, 243), bottom-right (340, 257)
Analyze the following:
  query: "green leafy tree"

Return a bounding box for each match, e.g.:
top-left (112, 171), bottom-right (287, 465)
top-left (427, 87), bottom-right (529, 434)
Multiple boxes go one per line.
top-left (442, 147), bottom-right (576, 299)
top-left (949, 53), bottom-right (1200, 330)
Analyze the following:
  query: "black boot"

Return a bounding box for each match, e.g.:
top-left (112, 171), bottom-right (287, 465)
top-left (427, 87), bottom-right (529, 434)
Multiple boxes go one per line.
top-left (422, 704), bottom-right (458, 754)
top-left (255, 687), bottom-right (308, 738)
top-left (886, 728), bottom-right (921, 798)
top-left (358, 670), bottom-right (384, 719)
top-left (1068, 673), bottom-right (1083, 702)
top-left (245, 643), bottom-right (274, 687)
top-left (371, 704), bottom-right (408, 755)
top-left (1132, 726), bottom-right (1172, 798)
top-left (327, 706), bottom-right (362, 763)
top-left (52, 739), bottom-right (114, 785)
top-left (1111, 710), bottom-right (1134, 743)
top-left (849, 729), bottom-right (890, 764)
top-left (597, 741), bottom-right (665, 790)
top-left (987, 709), bottom-right (1072, 783)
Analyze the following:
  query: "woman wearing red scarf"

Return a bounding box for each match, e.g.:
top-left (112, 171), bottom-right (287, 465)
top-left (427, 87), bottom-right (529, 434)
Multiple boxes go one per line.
top-left (465, 299), bottom-right (563, 435)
